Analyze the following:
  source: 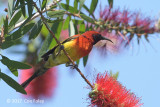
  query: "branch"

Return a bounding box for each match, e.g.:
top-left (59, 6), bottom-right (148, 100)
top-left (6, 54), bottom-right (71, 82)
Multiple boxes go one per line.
top-left (14, 0), bottom-right (61, 29)
top-left (32, 1), bottom-right (94, 89)
top-left (14, 0), bottom-right (81, 30)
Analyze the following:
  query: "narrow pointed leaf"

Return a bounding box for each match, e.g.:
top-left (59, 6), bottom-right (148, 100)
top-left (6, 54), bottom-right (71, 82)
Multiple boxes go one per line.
top-left (74, 0), bottom-right (78, 12)
top-left (63, 16), bottom-right (70, 30)
top-left (79, 0), bottom-right (85, 11)
top-left (19, 0), bottom-right (26, 17)
top-left (38, 21), bottom-right (63, 61)
top-left (6, 23), bottom-right (35, 41)
top-left (3, 16), bottom-right (8, 35)
top-left (29, 20), bottom-right (43, 40)
top-left (1, 55), bottom-right (32, 69)
top-left (19, 15), bottom-right (33, 29)
top-left (76, 59), bottom-right (80, 66)
top-left (8, 0), bottom-right (14, 18)
top-left (90, 0), bottom-right (98, 14)
top-left (41, 0), bottom-right (47, 10)
top-left (38, 34), bottom-right (53, 61)
top-left (1, 39), bottom-right (22, 49)
top-left (48, 10), bottom-right (65, 18)
top-left (46, 19), bottom-right (64, 23)
top-left (83, 4), bottom-right (95, 19)
top-left (83, 55), bottom-right (88, 67)
top-left (49, 21), bottom-right (63, 49)
top-left (66, 0), bottom-right (70, 5)
top-left (61, 3), bottom-right (78, 14)
top-left (79, 21), bottom-right (85, 34)
top-left (80, 14), bottom-right (95, 23)
top-left (1, 41), bottom-right (16, 49)
top-left (27, 0), bottom-right (33, 17)
top-left (0, 72), bottom-right (27, 94)
top-left (9, 10), bottom-right (22, 31)
top-left (15, 0), bottom-right (20, 8)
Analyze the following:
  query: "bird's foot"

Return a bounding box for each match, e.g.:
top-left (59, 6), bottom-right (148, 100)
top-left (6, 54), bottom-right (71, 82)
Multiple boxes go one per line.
top-left (55, 45), bottom-right (64, 56)
top-left (66, 63), bottom-right (78, 69)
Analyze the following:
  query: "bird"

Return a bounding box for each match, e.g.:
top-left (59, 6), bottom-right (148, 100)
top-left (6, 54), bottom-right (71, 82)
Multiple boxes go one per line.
top-left (21, 31), bottom-right (113, 88)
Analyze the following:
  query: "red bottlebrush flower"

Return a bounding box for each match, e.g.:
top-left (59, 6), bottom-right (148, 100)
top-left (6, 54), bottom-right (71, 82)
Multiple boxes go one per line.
top-left (108, 9), bottom-right (120, 22)
top-left (119, 10), bottom-right (132, 25)
top-left (20, 67), bottom-right (57, 99)
top-left (133, 14), bottom-right (155, 33)
top-left (100, 6), bottom-right (111, 21)
top-left (89, 72), bottom-right (142, 107)
top-left (95, 31), bottom-right (124, 54)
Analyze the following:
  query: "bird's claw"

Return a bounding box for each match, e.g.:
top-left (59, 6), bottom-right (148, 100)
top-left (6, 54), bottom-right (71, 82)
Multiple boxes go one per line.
top-left (56, 45), bottom-right (64, 56)
top-left (66, 63), bottom-right (78, 69)
top-left (70, 64), bottom-right (78, 69)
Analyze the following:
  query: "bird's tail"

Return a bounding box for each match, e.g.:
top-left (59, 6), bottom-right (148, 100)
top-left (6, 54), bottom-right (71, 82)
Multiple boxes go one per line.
top-left (21, 65), bottom-right (48, 88)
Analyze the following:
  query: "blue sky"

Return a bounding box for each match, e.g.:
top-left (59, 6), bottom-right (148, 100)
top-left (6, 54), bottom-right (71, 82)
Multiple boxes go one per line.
top-left (1, 0), bottom-right (160, 107)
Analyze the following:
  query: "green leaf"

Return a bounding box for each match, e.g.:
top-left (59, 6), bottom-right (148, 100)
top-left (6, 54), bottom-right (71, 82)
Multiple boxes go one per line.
top-left (79, 0), bottom-right (85, 11)
top-left (73, 20), bottom-right (78, 34)
top-left (9, 10), bottom-right (22, 31)
top-left (83, 4), bottom-right (95, 19)
top-left (6, 23), bottom-right (35, 41)
top-left (3, 16), bottom-right (8, 35)
top-left (15, 0), bottom-right (20, 8)
top-left (63, 16), bottom-right (70, 30)
top-left (61, 3), bottom-right (78, 14)
top-left (66, 0), bottom-right (70, 5)
top-left (79, 21), bottom-right (85, 34)
top-left (74, 0), bottom-right (78, 12)
top-left (80, 14), bottom-right (95, 23)
top-left (49, 21), bottom-right (63, 49)
top-left (46, 19), bottom-right (64, 23)
top-left (41, 0), bottom-right (47, 10)
top-left (1, 39), bottom-right (22, 49)
top-left (19, 0), bottom-right (26, 17)
top-left (38, 34), bottom-right (53, 61)
top-left (8, 0), bottom-right (15, 18)
top-left (19, 15), bottom-right (33, 29)
top-left (27, 0), bottom-right (33, 17)
top-left (1, 41), bottom-right (15, 49)
top-left (1, 55), bottom-right (31, 76)
top-left (48, 10), bottom-right (65, 18)
top-left (0, 72), bottom-right (27, 94)
top-left (41, 25), bottom-right (49, 37)
top-left (108, 0), bottom-right (113, 8)
top-left (38, 21), bottom-right (63, 61)
top-left (29, 20), bottom-right (43, 40)
top-left (69, 20), bottom-right (75, 37)
top-left (90, 0), bottom-right (98, 14)
top-left (83, 55), bottom-right (88, 67)
top-left (76, 59), bottom-right (80, 66)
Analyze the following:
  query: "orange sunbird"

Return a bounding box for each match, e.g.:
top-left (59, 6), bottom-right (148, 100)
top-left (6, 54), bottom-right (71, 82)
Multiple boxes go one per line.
top-left (21, 31), bottom-right (113, 88)
top-left (42, 31), bottom-right (113, 68)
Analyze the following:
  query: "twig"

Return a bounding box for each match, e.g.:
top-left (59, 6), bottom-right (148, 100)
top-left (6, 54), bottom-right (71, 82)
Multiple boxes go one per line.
top-left (14, 0), bottom-right (81, 30)
top-left (33, 1), bottom-right (94, 89)
top-left (14, 0), bottom-right (61, 29)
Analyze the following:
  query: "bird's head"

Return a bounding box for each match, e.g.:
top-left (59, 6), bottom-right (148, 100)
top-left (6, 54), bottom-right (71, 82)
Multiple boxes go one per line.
top-left (83, 31), bottom-right (113, 45)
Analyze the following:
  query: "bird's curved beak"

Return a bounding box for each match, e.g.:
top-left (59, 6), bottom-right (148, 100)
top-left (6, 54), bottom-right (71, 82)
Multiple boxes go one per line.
top-left (101, 36), bottom-right (113, 43)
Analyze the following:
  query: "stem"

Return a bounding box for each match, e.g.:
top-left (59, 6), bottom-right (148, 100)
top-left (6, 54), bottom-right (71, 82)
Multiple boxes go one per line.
top-left (33, 1), bottom-right (94, 89)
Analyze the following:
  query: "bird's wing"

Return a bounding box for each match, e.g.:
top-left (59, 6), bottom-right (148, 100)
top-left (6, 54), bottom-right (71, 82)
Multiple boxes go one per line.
top-left (41, 35), bottom-right (80, 61)
top-left (61, 34), bottom-right (80, 44)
